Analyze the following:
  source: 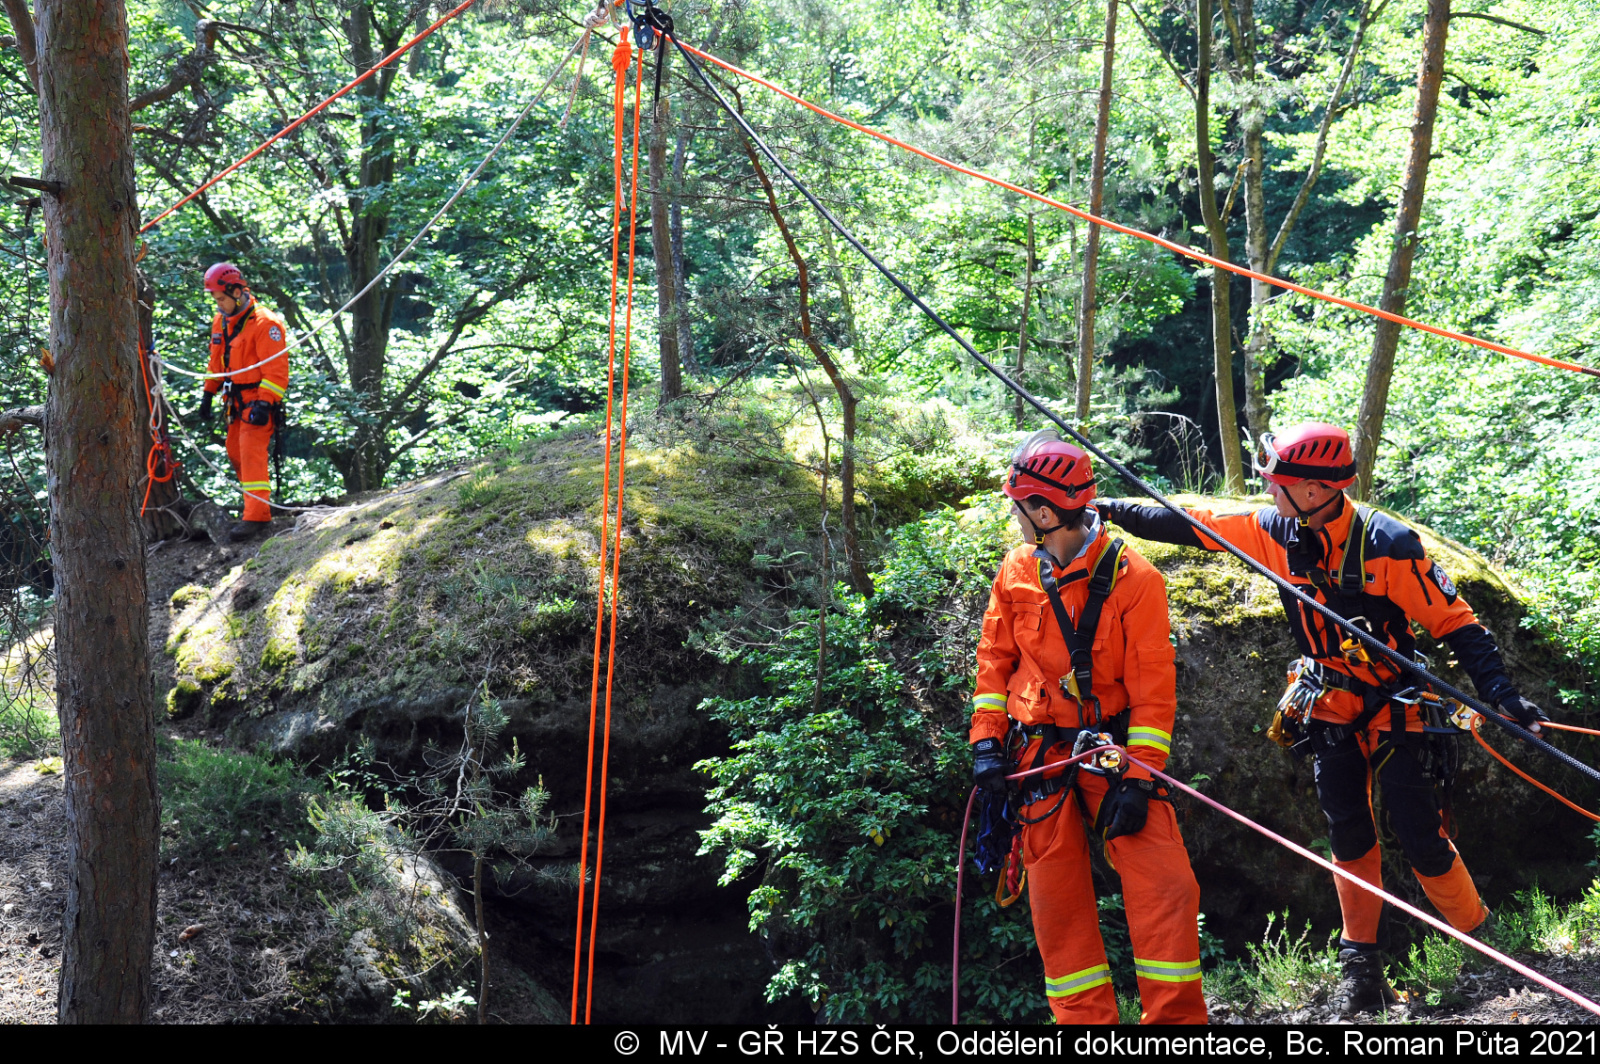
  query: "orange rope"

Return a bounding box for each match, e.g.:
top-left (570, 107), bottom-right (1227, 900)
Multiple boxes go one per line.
top-left (1472, 715), bottom-right (1600, 821)
top-left (140, 0), bottom-right (482, 234)
top-left (571, 33), bottom-right (642, 1025)
top-left (1543, 721), bottom-right (1600, 738)
top-left (667, 35), bottom-right (1600, 380)
top-left (136, 345), bottom-right (175, 518)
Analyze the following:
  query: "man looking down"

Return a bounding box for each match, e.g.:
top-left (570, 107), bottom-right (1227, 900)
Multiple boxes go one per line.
top-left (1098, 421), bottom-right (1547, 1016)
top-left (970, 430), bottom-right (1206, 1025)
top-left (197, 262), bottom-right (289, 541)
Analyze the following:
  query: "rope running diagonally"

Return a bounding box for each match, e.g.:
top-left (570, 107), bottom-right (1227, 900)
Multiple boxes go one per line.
top-left (667, 29), bottom-right (1600, 790)
top-left (666, 36), bottom-right (1599, 381)
top-left (145, 38), bottom-right (587, 515)
top-left (571, 33), bottom-right (644, 1026)
top-left (159, 34), bottom-right (588, 384)
top-left (139, 0), bottom-right (484, 235)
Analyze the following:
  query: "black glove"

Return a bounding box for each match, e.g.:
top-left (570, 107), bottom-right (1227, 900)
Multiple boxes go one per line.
top-left (1095, 778), bottom-right (1152, 841)
top-left (1097, 500), bottom-right (1128, 526)
top-left (973, 738), bottom-right (1009, 794)
top-left (1496, 693), bottom-right (1548, 732)
top-left (198, 391), bottom-right (214, 421)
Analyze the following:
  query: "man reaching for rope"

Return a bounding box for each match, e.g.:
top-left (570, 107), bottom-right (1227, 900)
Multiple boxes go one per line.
top-left (197, 262), bottom-right (289, 541)
top-left (971, 431), bottom-right (1206, 1025)
top-left (1098, 421), bottom-right (1548, 1017)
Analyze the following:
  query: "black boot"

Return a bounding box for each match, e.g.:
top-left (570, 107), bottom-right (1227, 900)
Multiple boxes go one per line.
top-left (228, 519), bottom-right (272, 542)
top-left (1331, 946), bottom-right (1398, 1017)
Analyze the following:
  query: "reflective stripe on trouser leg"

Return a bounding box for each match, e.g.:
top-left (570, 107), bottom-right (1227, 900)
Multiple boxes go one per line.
top-left (1021, 761), bottom-right (1118, 1025)
top-left (227, 418), bottom-right (275, 522)
top-left (1086, 774), bottom-right (1208, 1025)
top-left (1333, 844), bottom-right (1384, 945)
top-left (1414, 853), bottom-right (1488, 932)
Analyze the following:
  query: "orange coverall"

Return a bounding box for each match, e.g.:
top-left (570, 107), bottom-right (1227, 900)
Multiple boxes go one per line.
top-left (204, 301), bottom-right (289, 522)
top-left (970, 526), bottom-right (1205, 1025)
top-left (1101, 498), bottom-right (1492, 945)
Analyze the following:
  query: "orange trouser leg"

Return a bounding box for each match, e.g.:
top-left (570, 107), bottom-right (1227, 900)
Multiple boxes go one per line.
top-left (226, 417), bottom-right (274, 522)
top-left (1415, 854), bottom-right (1488, 932)
top-left (1021, 787), bottom-right (1118, 1024)
top-left (1082, 774), bottom-right (1207, 1025)
top-left (1333, 844), bottom-right (1385, 944)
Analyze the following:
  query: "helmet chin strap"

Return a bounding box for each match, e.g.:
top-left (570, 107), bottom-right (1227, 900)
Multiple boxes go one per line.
top-left (1284, 485), bottom-right (1343, 526)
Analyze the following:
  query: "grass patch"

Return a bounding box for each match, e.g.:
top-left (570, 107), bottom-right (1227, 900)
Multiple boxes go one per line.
top-left (157, 736), bottom-right (322, 861)
top-left (1397, 932), bottom-right (1467, 1006)
top-left (0, 690), bottom-right (57, 760)
top-left (1211, 913), bottom-right (1340, 1013)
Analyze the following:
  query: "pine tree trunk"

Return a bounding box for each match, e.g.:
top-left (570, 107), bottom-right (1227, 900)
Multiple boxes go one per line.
top-left (649, 51), bottom-right (682, 404)
top-left (1076, 0), bottom-right (1117, 424)
top-left (1353, 0), bottom-right (1450, 499)
top-left (1015, 210), bottom-right (1034, 429)
top-left (38, 0), bottom-right (159, 1022)
top-left (1237, 0), bottom-right (1273, 446)
top-left (1195, 0), bottom-right (1246, 494)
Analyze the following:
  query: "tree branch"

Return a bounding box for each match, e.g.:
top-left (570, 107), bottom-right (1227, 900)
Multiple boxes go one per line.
top-left (1450, 11), bottom-right (1544, 35)
top-left (0, 0), bottom-right (37, 93)
top-left (0, 405), bottom-right (43, 434)
top-left (130, 19), bottom-right (222, 114)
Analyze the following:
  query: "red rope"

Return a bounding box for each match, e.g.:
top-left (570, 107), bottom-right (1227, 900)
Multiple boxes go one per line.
top-left (668, 34), bottom-right (1600, 380)
top-left (140, 0), bottom-right (482, 234)
top-left (1544, 721), bottom-right (1600, 738)
top-left (1472, 715), bottom-right (1600, 822)
top-left (951, 746), bottom-right (1600, 1020)
top-left (571, 33), bottom-right (643, 1025)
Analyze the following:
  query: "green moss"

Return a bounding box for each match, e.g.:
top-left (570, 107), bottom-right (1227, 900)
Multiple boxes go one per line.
top-left (260, 636), bottom-right (298, 673)
top-left (165, 679), bottom-right (204, 719)
top-left (195, 660), bottom-right (233, 685)
top-left (170, 584), bottom-right (208, 609)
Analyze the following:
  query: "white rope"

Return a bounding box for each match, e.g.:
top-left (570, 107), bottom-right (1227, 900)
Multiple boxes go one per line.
top-left (162, 32), bottom-right (588, 382)
top-left (150, 30), bottom-right (592, 516)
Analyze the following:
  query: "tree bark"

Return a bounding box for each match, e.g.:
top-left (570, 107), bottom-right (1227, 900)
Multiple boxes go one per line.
top-left (649, 50), bottom-right (682, 405)
top-left (2, 0), bottom-right (38, 92)
top-left (1195, 0), bottom-right (1246, 493)
top-left (1076, 0), bottom-right (1117, 424)
top-left (669, 125), bottom-right (697, 375)
top-left (743, 142), bottom-right (871, 595)
top-left (38, 0), bottom-right (158, 1022)
top-left (1353, 0), bottom-right (1449, 500)
top-left (1015, 210), bottom-right (1035, 429)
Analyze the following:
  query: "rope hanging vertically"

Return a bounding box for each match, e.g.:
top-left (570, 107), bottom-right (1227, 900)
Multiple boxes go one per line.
top-left (571, 32), bottom-right (644, 1025)
top-left (666, 36), bottom-right (1600, 380)
top-left (140, 0), bottom-right (484, 234)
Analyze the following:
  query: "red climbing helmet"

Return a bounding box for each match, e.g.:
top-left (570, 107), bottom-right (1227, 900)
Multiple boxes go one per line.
top-left (203, 262), bottom-right (247, 294)
top-left (1003, 430), bottom-right (1097, 512)
top-left (1253, 422), bottom-right (1357, 488)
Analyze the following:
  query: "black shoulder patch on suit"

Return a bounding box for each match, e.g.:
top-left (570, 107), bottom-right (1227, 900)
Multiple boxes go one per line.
top-left (1256, 509), bottom-right (1298, 548)
top-left (1428, 561), bottom-right (1459, 604)
top-left (1363, 510), bottom-right (1425, 560)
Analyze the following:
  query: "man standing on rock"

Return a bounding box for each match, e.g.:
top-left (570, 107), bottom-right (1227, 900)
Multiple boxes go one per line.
top-left (970, 431), bottom-right (1206, 1025)
top-left (1098, 421), bottom-right (1548, 1017)
top-left (197, 262), bottom-right (289, 541)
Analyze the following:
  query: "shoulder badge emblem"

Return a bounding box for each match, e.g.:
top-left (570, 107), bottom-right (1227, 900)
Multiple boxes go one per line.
top-left (268, 326), bottom-right (283, 342)
top-left (1429, 562), bottom-right (1458, 602)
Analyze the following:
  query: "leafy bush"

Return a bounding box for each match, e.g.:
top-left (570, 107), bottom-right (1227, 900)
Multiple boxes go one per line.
top-left (697, 501), bottom-right (1059, 1022)
top-left (1398, 932), bottom-right (1467, 1006)
top-left (1230, 912), bottom-right (1340, 1012)
top-left (158, 737), bottom-right (321, 860)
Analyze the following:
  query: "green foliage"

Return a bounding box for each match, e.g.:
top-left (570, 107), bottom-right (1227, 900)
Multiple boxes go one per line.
top-left (158, 737), bottom-right (321, 861)
top-left (1227, 913), bottom-right (1341, 1013)
top-left (0, 688), bottom-right (55, 761)
top-left (1398, 933), bottom-right (1467, 1007)
top-left (698, 501), bottom-right (1051, 1023)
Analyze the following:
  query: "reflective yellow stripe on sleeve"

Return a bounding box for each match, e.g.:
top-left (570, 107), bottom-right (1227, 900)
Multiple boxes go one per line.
top-left (1133, 958), bottom-right (1202, 983)
top-left (257, 379), bottom-right (286, 399)
top-left (971, 693), bottom-right (1007, 713)
top-left (1045, 963), bottom-right (1113, 998)
top-left (1127, 725), bottom-right (1172, 753)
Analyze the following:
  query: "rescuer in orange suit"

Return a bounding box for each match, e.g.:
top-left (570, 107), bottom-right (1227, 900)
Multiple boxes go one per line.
top-left (970, 431), bottom-right (1206, 1025)
top-left (1098, 422), bottom-right (1548, 1016)
top-left (197, 262), bottom-right (289, 541)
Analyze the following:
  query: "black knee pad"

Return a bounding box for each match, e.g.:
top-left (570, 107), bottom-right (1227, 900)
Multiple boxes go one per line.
top-left (1375, 740), bottom-right (1456, 878)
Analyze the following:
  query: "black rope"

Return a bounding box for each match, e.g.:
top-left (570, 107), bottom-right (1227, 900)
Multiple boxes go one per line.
top-left (667, 30), bottom-right (1600, 789)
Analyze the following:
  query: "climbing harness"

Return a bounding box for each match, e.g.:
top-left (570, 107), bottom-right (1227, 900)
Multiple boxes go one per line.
top-left (664, 33), bottom-right (1597, 379)
top-left (571, 30), bottom-right (645, 1026)
top-left (669, 28), bottom-right (1600, 790)
top-left (658, 28), bottom-right (1600, 1020)
top-left (950, 744), bottom-right (1600, 1022)
top-left (1040, 536), bottom-right (1126, 719)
